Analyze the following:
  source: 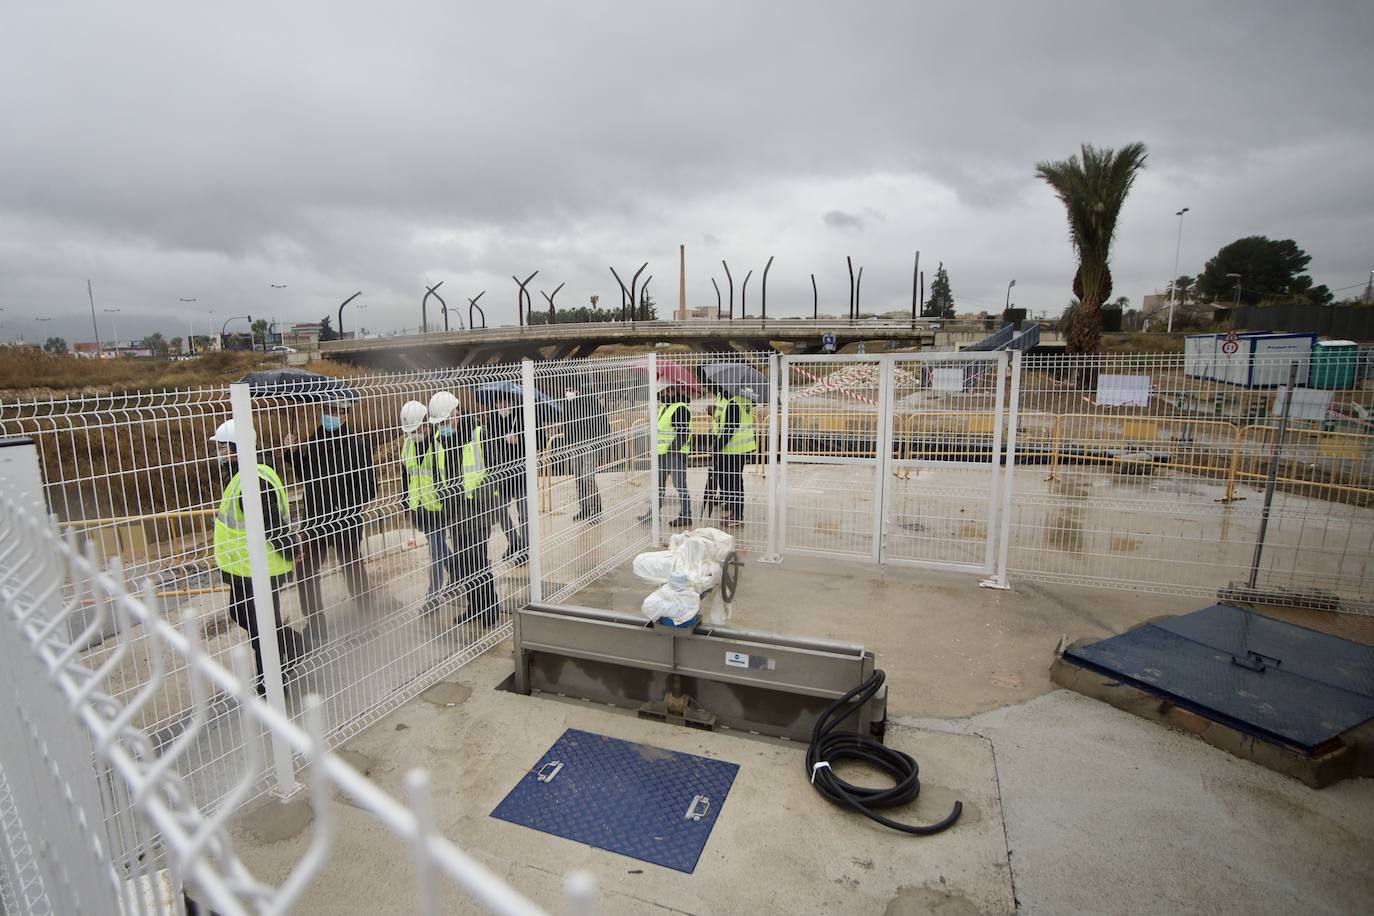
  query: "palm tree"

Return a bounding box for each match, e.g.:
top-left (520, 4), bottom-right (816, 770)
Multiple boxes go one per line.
top-left (251, 318), bottom-right (270, 350)
top-left (1035, 142), bottom-right (1148, 353)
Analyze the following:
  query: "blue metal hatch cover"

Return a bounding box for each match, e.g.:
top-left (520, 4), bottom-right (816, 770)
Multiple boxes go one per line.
top-left (490, 728), bottom-right (739, 874)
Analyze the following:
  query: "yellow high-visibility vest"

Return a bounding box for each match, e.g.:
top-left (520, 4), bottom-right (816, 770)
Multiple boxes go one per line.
top-left (461, 425), bottom-right (489, 499)
top-left (712, 395), bottom-right (757, 455)
top-left (656, 402), bottom-right (690, 455)
top-left (214, 464), bottom-right (293, 577)
top-left (402, 435), bottom-right (446, 513)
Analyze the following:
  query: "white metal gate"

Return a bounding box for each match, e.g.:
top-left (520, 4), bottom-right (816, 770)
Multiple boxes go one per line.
top-left (779, 352), bottom-right (1008, 574)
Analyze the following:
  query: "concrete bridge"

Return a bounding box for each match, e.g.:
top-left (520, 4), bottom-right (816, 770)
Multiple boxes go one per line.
top-left (319, 319), bottom-right (1059, 370)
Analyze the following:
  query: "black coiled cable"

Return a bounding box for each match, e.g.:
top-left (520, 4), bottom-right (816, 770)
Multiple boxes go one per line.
top-left (805, 669), bottom-right (963, 835)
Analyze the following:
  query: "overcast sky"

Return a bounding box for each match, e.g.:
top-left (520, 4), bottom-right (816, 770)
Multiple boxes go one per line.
top-left (3, 1), bottom-right (1372, 343)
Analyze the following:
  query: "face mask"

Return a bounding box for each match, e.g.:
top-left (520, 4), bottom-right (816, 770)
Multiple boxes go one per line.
top-left (217, 454), bottom-right (233, 470)
top-left (321, 415), bottom-right (341, 432)
top-left (565, 389), bottom-right (577, 401)
top-left (437, 425), bottom-right (455, 438)
top-left (498, 407), bottom-right (512, 418)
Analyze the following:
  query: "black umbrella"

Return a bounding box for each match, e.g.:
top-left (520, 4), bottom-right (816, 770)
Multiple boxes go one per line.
top-left (474, 381), bottom-right (562, 414)
top-left (238, 368), bottom-right (358, 402)
top-left (701, 362), bottom-right (770, 402)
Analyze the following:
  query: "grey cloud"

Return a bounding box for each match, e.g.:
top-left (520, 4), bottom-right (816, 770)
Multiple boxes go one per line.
top-left (823, 210), bottom-right (867, 232)
top-left (2, 0), bottom-right (1373, 338)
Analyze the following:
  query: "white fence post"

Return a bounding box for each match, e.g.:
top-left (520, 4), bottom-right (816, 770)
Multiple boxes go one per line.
top-left (871, 357), bottom-right (894, 563)
top-left (778, 357), bottom-right (792, 556)
top-left (228, 382), bottom-right (300, 799)
top-left (759, 352), bottom-right (783, 564)
top-left (984, 349), bottom-right (1021, 590)
top-left (980, 351), bottom-right (1009, 581)
top-left (646, 353), bottom-right (661, 546)
top-left (520, 360), bottom-right (543, 604)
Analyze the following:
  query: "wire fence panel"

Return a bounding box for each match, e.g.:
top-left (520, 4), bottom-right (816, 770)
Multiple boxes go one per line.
top-left (0, 491), bottom-right (577, 915)
top-left (531, 355), bottom-right (657, 601)
top-left (244, 362), bottom-right (534, 762)
top-left (651, 352), bottom-right (775, 553)
top-left (1006, 352), bottom-right (1374, 612)
top-left (780, 355), bottom-right (885, 560)
top-left (0, 388), bottom-right (269, 867)
top-left (885, 352), bottom-right (1006, 573)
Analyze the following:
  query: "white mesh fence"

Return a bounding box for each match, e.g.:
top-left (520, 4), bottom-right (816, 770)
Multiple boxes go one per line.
top-left (1005, 351), bottom-right (1374, 611)
top-left (0, 490), bottom-right (581, 915)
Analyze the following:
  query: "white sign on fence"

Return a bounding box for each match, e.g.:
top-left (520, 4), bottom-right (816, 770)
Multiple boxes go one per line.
top-left (932, 367), bottom-right (964, 392)
top-left (1095, 374), bottom-right (1152, 407)
top-left (1272, 386), bottom-right (1332, 422)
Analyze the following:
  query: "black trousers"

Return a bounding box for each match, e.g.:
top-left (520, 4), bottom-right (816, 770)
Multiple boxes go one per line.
top-left (224, 572), bottom-right (306, 693)
top-left (715, 454), bottom-right (748, 520)
top-left (451, 501), bottom-right (499, 624)
top-left (497, 477), bottom-right (528, 553)
top-left (294, 523), bottom-right (371, 621)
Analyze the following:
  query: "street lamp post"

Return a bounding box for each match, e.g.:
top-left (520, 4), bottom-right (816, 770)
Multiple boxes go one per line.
top-left (1226, 272), bottom-right (1243, 307)
top-left (179, 299), bottom-right (197, 354)
top-left (338, 292), bottom-right (362, 339)
top-left (103, 308), bottom-right (121, 357)
top-left (1167, 207), bottom-right (1189, 333)
top-left (1005, 279), bottom-right (1016, 313)
top-left (221, 315), bottom-right (252, 351)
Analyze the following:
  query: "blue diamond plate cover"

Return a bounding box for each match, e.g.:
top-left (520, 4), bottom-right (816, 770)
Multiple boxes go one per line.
top-left (1065, 605), bottom-right (1374, 755)
top-left (490, 729), bottom-right (738, 873)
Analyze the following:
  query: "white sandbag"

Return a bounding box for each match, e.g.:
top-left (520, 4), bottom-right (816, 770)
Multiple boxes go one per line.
top-left (642, 571), bottom-right (701, 625)
top-left (671, 536), bottom-right (721, 592)
top-left (632, 549), bottom-right (676, 585)
top-left (689, 527), bottom-right (736, 563)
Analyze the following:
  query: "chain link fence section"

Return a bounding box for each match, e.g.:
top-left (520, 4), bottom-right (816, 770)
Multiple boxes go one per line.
top-left (1006, 352), bottom-right (1374, 612)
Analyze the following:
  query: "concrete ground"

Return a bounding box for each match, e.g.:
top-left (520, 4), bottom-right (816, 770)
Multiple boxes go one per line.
top-left (229, 651), bottom-right (1014, 915)
top-left (224, 558), bottom-right (1374, 914)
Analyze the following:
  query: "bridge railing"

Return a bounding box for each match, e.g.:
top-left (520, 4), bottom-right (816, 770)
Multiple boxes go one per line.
top-left (323, 318), bottom-right (958, 349)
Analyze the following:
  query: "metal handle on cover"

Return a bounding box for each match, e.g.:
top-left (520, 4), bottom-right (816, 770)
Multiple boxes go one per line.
top-left (684, 795), bottom-right (710, 821)
top-left (537, 761), bottom-right (563, 783)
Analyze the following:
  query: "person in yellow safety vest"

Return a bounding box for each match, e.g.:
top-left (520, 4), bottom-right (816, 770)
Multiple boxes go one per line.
top-left (399, 399), bottom-right (460, 614)
top-left (639, 386), bottom-right (693, 527)
top-left (210, 420), bottom-right (306, 696)
top-left (429, 390), bottom-right (500, 627)
top-left (710, 386), bottom-right (757, 529)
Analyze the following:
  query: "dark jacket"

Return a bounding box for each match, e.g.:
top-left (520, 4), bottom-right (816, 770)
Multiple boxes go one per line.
top-left (488, 407), bottom-right (525, 486)
top-left (561, 393), bottom-right (611, 457)
top-left (284, 424), bottom-right (378, 540)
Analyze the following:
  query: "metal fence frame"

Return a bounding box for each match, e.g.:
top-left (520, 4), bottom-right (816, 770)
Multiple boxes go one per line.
top-left (0, 485), bottom-right (585, 915)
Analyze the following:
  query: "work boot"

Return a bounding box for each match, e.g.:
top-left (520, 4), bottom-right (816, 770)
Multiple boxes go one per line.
top-left (669, 516), bottom-right (692, 528)
top-left (636, 511), bottom-right (652, 523)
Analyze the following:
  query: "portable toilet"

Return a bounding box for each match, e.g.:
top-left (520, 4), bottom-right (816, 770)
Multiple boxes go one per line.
top-left (1308, 339), bottom-right (1359, 390)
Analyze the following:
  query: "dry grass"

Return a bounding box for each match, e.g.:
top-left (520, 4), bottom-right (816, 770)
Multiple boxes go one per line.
top-left (0, 350), bottom-right (280, 398)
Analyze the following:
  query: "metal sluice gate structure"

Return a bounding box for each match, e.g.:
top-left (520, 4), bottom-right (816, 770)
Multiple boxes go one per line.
top-left (0, 347), bottom-right (1371, 911)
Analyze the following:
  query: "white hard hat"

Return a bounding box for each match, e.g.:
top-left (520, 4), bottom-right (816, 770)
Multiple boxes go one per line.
top-left (428, 390), bottom-right (460, 424)
top-left (399, 400), bottom-right (429, 435)
top-left (210, 420), bottom-right (236, 444)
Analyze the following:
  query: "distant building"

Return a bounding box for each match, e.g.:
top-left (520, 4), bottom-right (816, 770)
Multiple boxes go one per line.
top-left (283, 322), bottom-right (322, 349)
top-left (1141, 293), bottom-right (1169, 317)
top-left (74, 342), bottom-right (102, 358)
top-left (686, 305), bottom-right (721, 320)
